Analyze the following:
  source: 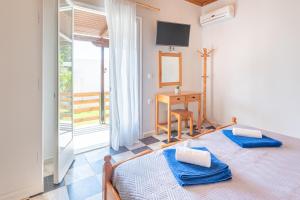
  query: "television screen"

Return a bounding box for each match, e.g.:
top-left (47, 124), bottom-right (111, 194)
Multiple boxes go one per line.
top-left (156, 21), bottom-right (191, 47)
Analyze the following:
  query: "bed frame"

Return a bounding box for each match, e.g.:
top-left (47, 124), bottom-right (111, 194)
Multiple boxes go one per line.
top-left (102, 117), bottom-right (237, 200)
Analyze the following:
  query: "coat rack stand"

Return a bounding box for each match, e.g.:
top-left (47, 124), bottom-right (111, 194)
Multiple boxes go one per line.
top-left (198, 48), bottom-right (214, 128)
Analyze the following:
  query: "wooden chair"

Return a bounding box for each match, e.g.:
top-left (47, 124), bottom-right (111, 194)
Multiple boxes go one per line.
top-left (170, 109), bottom-right (194, 141)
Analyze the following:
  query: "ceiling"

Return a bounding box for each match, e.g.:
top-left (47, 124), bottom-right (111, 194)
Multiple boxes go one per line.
top-left (74, 9), bottom-right (108, 38)
top-left (184, 0), bottom-right (217, 7)
top-left (73, 8), bottom-right (109, 47)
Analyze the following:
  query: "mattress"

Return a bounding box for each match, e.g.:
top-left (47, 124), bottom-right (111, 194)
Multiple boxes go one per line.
top-left (113, 128), bottom-right (300, 200)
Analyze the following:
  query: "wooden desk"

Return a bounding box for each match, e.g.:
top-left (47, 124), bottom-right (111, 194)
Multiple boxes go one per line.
top-left (155, 91), bottom-right (202, 142)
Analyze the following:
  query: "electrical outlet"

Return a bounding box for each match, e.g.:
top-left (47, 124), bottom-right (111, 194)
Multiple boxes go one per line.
top-left (147, 98), bottom-right (152, 104)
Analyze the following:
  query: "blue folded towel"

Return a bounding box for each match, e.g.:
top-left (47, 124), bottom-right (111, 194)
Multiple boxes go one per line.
top-left (163, 147), bottom-right (232, 186)
top-left (222, 129), bottom-right (282, 148)
top-left (173, 168), bottom-right (232, 186)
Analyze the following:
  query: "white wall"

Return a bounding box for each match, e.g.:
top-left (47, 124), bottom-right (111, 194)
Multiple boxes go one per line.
top-left (0, 0), bottom-right (43, 199)
top-left (137, 0), bottom-right (202, 133)
top-left (201, 0), bottom-right (300, 137)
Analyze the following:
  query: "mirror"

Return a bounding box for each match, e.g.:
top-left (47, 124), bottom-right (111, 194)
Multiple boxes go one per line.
top-left (158, 51), bottom-right (182, 88)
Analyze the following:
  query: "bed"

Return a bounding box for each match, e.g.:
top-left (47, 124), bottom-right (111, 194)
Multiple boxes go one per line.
top-left (102, 118), bottom-right (300, 200)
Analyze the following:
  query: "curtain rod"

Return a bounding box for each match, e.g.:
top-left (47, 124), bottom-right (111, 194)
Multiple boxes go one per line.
top-left (135, 1), bottom-right (160, 12)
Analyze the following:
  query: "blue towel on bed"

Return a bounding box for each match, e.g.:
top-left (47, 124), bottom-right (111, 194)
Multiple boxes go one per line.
top-left (173, 168), bottom-right (232, 186)
top-left (222, 129), bottom-right (282, 148)
top-left (163, 147), bottom-right (232, 186)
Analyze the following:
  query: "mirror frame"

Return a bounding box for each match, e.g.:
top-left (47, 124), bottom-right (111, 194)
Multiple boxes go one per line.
top-left (158, 51), bottom-right (182, 88)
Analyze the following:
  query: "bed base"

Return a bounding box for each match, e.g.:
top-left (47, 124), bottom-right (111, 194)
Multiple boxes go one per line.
top-left (103, 117), bottom-right (237, 200)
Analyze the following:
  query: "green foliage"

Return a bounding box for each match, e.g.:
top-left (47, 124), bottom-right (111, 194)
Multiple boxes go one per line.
top-left (59, 68), bottom-right (72, 92)
top-left (59, 43), bottom-right (72, 92)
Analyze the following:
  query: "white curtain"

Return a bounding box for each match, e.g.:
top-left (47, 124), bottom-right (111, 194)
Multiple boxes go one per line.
top-left (105, 0), bottom-right (140, 150)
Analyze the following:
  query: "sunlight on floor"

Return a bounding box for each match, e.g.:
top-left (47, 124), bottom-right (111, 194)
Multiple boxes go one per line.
top-left (74, 128), bottom-right (109, 154)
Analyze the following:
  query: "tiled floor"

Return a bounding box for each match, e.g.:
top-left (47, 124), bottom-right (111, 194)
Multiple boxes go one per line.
top-left (32, 126), bottom-right (215, 200)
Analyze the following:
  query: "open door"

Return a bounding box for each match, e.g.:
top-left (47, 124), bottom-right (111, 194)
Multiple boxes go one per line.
top-left (54, 0), bottom-right (75, 184)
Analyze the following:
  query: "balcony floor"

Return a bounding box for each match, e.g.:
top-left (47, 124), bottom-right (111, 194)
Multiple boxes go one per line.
top-left (74, 123), bottom-right (110, 154)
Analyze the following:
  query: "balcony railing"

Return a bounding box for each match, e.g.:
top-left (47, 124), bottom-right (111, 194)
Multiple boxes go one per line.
top-left (59, 91), bottom-right (110, 126)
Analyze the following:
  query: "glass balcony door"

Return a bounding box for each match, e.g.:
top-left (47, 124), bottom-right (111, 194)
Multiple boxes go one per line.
top-left (54, 0), bottom-right (74, 184)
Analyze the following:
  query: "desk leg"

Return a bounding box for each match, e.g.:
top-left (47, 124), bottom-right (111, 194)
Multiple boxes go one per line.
top-left (167, 103), bottom-right (171, 143)
top-left (197, 98), bottom-right (202, 132)
top-left (155, 96), bottom-right (159, 134)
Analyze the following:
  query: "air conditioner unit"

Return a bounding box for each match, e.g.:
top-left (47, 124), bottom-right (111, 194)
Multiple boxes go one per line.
top-left (200, 5), bottom-right (234, 26)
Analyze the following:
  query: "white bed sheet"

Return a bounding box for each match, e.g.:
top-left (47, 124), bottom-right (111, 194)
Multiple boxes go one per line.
top-left (113, 128), bottom-right (300, 200)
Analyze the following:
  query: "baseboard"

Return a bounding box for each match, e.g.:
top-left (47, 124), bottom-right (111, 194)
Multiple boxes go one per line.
top-left (143, 123), bottom-right (182, 138)
top-left (143, 130), bottom-right (155, 138)
top-left (0, 184), bottom-right (43, 200)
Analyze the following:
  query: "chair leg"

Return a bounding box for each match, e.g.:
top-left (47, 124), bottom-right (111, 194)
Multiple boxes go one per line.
top-left (178, 116), bottom-right (182, 140)
top-left (167, 105), bottom-right (171, 143)
top-left (184, 103), bottom-right (188, 128)
top-left (189, 115), bottom-right (194, 136)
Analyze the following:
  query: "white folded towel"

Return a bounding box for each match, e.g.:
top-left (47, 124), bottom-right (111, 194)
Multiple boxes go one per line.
top-left (232, 127), bottom-right (263, 138)
top-left (183, 140), bottom-right (191, 147)
top-left (175, 147), bottom-right (211, 168)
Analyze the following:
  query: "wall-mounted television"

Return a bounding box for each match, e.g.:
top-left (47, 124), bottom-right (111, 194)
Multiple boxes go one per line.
top-left (156, 21), bottom-right (191, 47)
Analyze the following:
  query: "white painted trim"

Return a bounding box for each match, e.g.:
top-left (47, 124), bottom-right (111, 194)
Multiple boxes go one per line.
top-left (143, 130), bottom-right (155, 138)
top-left (65, 0), bottom-right (74, 7)
top-left (73, 2), bottom-right (106, 14)
top-left (59, 6), bottom-right (73, 12)
top-left (59, 32), bottom-right (72, 43)
top-left (74, 33), bottom-right (101, 39)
